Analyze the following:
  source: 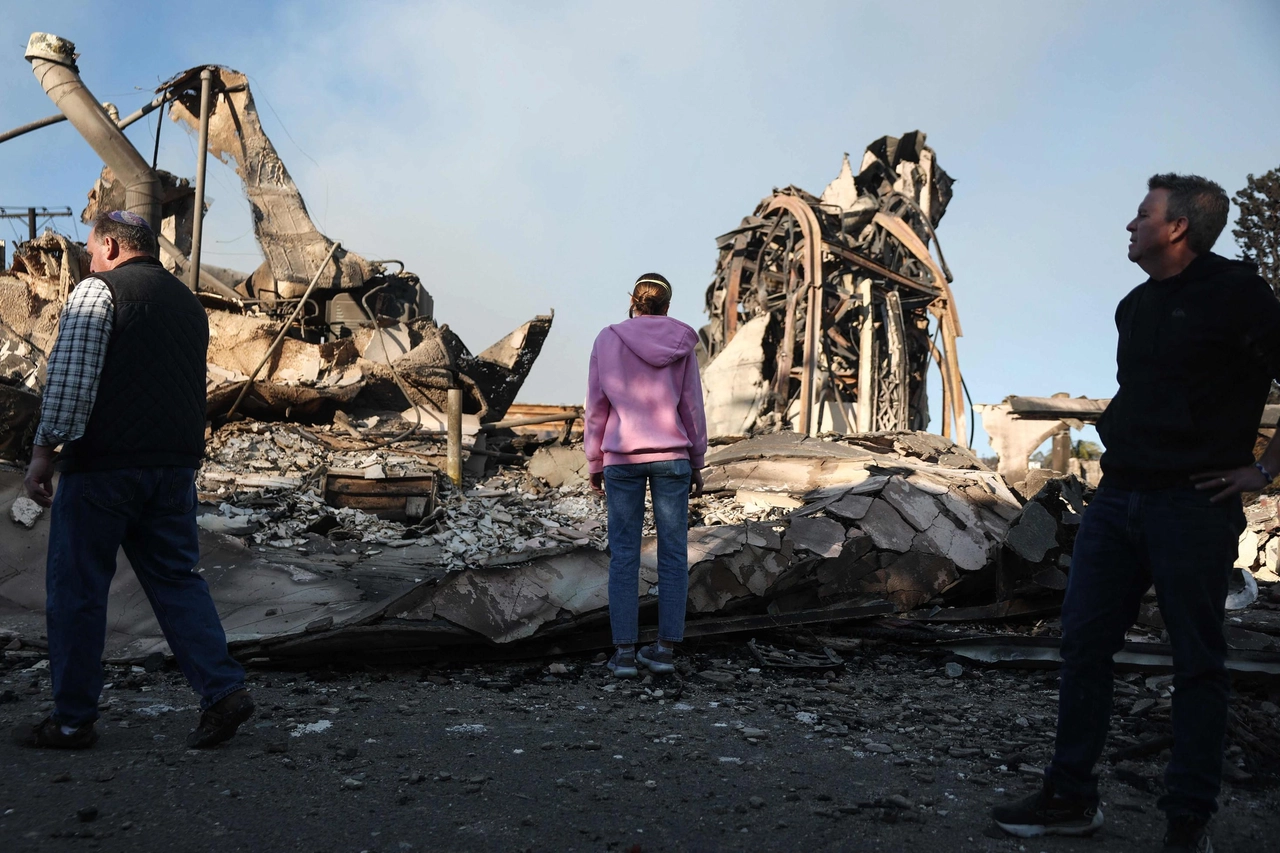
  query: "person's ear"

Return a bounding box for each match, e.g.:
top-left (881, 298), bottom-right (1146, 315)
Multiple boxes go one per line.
top-left (1168, 216), bottom-right (1191, 244)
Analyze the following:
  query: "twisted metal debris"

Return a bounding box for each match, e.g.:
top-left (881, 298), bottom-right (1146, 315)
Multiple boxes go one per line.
top-left (701, 131), bottom-right (966, 444)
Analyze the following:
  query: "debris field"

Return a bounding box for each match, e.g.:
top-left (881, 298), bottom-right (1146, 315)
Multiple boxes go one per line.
top-left (0, 31), bottom-right (1278, 851)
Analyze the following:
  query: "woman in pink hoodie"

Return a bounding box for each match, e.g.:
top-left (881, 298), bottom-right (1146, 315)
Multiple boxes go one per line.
top-left (586, 273), bottom-right (708, 678)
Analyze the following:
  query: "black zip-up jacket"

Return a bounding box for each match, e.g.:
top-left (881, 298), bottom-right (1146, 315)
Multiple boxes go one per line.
top-left (1098, 252), bottom-right (1280, 490)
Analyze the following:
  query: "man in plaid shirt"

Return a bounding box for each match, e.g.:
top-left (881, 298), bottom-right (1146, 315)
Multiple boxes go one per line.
top-left (15, 210), bottom-right (252, 751)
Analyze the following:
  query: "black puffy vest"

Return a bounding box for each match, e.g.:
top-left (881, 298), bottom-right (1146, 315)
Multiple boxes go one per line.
top-left (59, 256), bottom-right (208, 472)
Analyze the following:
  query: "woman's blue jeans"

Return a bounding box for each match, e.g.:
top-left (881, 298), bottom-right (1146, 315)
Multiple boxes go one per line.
top-left (603, 460), bottom-right (691, 645)
top-left (1047, 484), bottom-right (1243, 819)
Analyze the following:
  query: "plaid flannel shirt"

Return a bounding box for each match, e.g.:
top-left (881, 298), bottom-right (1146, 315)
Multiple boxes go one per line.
top-left (34, 277), bottom-right (114, 447)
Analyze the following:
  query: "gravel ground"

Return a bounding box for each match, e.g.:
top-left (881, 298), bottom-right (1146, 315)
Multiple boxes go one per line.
top-left (2, 642), bottom-right (1278, 853)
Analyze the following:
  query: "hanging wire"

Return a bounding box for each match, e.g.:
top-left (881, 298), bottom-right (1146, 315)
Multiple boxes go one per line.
top-left (246, 73), bottom-right (331, 231)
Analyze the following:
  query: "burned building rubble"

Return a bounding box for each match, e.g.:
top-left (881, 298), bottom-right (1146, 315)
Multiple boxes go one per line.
top-left (0, 33), bottom-right (1276, 680)
top-left (0, 35), bottom-right (553, 456)
top-left (700, 132), bottom-right (966, 445)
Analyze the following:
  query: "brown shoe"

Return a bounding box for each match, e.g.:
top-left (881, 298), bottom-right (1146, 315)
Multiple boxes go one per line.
top-left (11, 716), bottom-right (99, 750)
top-left (186, 689), bottom-right (254, 749)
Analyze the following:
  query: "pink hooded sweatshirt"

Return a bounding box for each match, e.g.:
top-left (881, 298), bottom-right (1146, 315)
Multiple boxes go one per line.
top-left (585, 314), bottom-right (708, 474)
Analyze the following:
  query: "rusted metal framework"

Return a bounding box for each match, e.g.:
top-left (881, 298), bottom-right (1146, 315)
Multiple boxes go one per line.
top-left (701, 131), bottom-right (967, 444)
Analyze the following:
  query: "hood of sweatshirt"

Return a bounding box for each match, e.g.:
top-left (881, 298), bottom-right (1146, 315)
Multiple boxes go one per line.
top-left (607, 315), bottom-right (698, 368)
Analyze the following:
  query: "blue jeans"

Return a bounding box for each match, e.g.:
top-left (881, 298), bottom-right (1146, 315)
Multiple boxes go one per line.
top-left (47, 467), bottom-right (245, 727)
top-left (604, 460), bottom-right (691, 645)
top-left (1047, 484), bottom-right (1243, 819)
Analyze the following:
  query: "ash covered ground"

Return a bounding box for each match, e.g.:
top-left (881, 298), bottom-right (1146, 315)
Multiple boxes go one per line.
top-left (2, 641), bottom-right (1278, 853)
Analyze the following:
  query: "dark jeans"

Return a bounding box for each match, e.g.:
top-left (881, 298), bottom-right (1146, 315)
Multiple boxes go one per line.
top-left (1048, 484), bottom-right (1242, 818)
top-left (604, 460), bottom-right (692, 645)
top-left (47, 467), bottom-right (245, 727)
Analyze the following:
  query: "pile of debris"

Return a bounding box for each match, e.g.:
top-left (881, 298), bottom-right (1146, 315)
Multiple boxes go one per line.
top-left (178, 427), bottom-right (1094, 656)
top-left (1238, 495), bottom-right (1280, 585)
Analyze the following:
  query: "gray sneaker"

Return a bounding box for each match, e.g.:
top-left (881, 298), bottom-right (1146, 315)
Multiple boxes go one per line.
top-left (607, 648), bottom-right (638, 678)
top-left (637, 643), bottom-right (675, 675)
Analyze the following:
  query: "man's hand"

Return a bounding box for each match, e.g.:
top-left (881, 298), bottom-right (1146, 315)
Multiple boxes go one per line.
top-left (1191, 465), bottom-right (1269, 503)
top-left (589, 471), bottom-right (604, 495)
top-left (24, 445), bottom-right (56, 507)
top-left (690, 469), bottom-right (704, 498)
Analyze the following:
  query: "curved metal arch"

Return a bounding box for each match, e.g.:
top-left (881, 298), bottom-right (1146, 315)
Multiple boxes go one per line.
top-left (760, 194), bottom-right (825, 435)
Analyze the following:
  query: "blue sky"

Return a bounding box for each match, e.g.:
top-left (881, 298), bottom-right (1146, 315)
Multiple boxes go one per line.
top-left (2, 1), bottom-right (1278, 454)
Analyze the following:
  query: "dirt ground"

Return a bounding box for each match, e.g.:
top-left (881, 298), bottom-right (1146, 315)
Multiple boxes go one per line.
top-left (2, 641), bottom-right (1278, 853)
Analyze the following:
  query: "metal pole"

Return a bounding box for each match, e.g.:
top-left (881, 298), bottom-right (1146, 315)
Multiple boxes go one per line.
top-left (0, 113), bottom-right (66, 146)
top-left (447, 388), bottom-right (464, 488)
top-left (798, 276), bottom-right (819, 436)
top-left (856, 278), bottom-right (876, 433)
top-left (27, 208), bottom-right (36, 241)
top-left (222, 241), bottom-right (340, 422)
top-left (187, 68), bottom-right (213, 293)
top-left (1051, 429), bottom-right (1072, 474)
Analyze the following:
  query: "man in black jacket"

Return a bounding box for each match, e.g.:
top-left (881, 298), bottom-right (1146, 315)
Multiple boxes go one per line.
top-left (992, 175), bottom-right (1280, 852)
top-left (14, 211), bottom-right (252, 750)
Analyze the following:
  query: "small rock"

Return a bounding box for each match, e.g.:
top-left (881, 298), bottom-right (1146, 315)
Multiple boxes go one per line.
top-left (944, 662), bottom-right (963, 679)
top-left (1130, 698), bottom-right (1155, 716)
top-left (949, 747), bottom-right (981, 758)
top-left (582, 740), bottom-right (602, 751)
top-left (749, 796), bottom-right (766, 809)
top-left (10, 497), bottom-right (43, 529)
top-left (341, 778), bottom-right (365, 790)
top-left (644, 780), bottom-right (657, 789)
top-left (76, 806), bottom-right (98, 823)
top-left (52, 773), bottom-right (73, 784)
top-left (697, 670), bottom-right (736, 685)
top-left (741, 727), bottom-right (768, 739)
top-left (548, 662), bottom-right (568, 675)
top-left (885, 794), bottom-right (914, 809)
top-left (865, 743), bottom-right (893, 754)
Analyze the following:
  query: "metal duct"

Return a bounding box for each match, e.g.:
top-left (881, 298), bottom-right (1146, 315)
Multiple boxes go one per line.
top-left (24, 33), bottom-right (161, 230)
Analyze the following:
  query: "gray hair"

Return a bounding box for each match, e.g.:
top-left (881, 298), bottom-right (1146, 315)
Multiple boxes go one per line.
top-left (1147, 173), bottom-right (1229, 255)
top-left (90, 210), bottom-right (158, 257)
